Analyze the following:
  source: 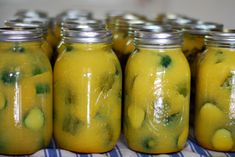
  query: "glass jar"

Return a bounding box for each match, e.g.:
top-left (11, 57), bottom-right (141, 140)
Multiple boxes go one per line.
top-left (195, 30), bottom-right (235, 151)
top-left (4, 19), bottom-right (54, 60)
top-left (124, 29), bottom-right (190, 153)
top-left (0, 27), bottom-right (52, 155)
top-left (54, 29), bottom-right (122, 153)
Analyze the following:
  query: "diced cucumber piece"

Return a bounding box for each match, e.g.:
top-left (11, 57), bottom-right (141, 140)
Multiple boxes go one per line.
top-left (64, 89), bottom-right (76, 105)
top-left (212, 129), bottom-right (233, 151)
top-left (1, 70), bottom-right (20, 84)
top-left (141, 136), bottom-right (157, 150)
top-left (163, 112), bottom-right (182, 126)
top-left (160, 55), bottom-right (172, 68)
top-left (24, 108), bottom-right (45, 130)
top-left (36, 83), bottom-right (50, 94)
top-left (100, 74), bottom-right (115, 92)
top-left (32, 67), bottom-right (45, 76)
top-left (215, 50), bottom-right (224, 64)
top-left (62, 114), bottom-right (82, 135)
top-left (0, 93), bottom-right (7, 110)
top-left (177, 82), bottom-right (188, 97)
top-left (65, 45), bottom-right (73, 52)
top-left (221, 73), bottom-right (235, 90)
top-left (12, 46), bottom-right (25, 53)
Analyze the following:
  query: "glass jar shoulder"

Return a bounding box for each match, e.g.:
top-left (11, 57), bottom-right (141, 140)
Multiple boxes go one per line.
top-left (126, 47), bottom-right (190, 74)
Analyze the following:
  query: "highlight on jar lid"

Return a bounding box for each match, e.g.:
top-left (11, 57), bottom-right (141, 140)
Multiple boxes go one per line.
top-left (61, 19), bottom-right (105, 31)
top-left (15, 9), bottom-right (48, 19)
top-left (4, 19), bottom-right (48, 35)
top-left (155, 13), bottom-right (183, 23)
top-left (185, 21), bottom-right (224, 35)
top-left (0, 27), bottom-right (43, 41)
top-left (134, 29), bottom-right (183, 47)
top-left (165, 16), bottom-right (198, 29)
top-left (56, 10), bottom-right (93, 22)
top-left (62, 29), bottom-right (112, 43)
top-left (205, 29), bottom-right (235, 46)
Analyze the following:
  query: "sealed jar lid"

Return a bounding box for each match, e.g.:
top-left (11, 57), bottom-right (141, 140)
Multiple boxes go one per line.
top-left (186, 21), bottom-right (223, 35)
top-left (4, 19), bottom-right (48, 35)
top-left (15, 10), bottom-right (48, 18)
top-left (0, 27), bottom-right (43, 42)
top-left (62, 29), bottom-right (112, 43)
top-left (205, 29), bottom-right (235, 46)
top-left (134, 29), bottom-right (182, 47)
top-left (61, 19), bottom-right (105, 31)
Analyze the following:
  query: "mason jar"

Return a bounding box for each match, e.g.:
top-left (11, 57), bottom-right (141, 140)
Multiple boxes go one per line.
top-left (195, 30), bottom-right (235, 151)
top-left (124, 29), bottom-right (190, 153)
top-left (0, 27), bottom-right (52, 155)
top-left (54, 29), bottom-right (122, 153)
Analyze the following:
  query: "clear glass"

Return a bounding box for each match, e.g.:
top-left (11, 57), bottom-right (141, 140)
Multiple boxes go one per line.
top-left (54, 42), bottom-right (122, 153)
top-left (0, 41), bottom-right (53, 155)
top-left (124, 46), bottom-right (190, 153)
top-left (195, 45), bottom-right (235, 151)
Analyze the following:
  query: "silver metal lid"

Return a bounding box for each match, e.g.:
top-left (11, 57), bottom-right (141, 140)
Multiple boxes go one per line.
top-left (205, 29), bottom-right (235, 46)
top-left (61, 19), bottom-right (105, 31)
top-left (0, 27), bottom-right (43, 42)
top-left (134, 29), bottom-right (182, 47)
top-left (62, 29), bottom-right (112, 43)
top-left (4, 19), bottom-right (48, 35)
top-left (185, 21), bottom-right (223, 35)
top-left (15, 10), bottom-right (48, 18)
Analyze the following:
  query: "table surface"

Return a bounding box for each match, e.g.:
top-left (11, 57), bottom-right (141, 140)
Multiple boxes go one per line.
top-left (1, 131), bottom-right (235, 157)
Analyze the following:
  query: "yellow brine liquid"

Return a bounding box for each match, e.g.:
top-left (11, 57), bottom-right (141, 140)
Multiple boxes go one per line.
top-left (195, 47), bottom-right (235, 151)
top-left (124, 47), bottom-right (190, 153)
top-left (0, 42), bottom-right (52, 155)
top-left (54, 42), bottom-right (122, 153)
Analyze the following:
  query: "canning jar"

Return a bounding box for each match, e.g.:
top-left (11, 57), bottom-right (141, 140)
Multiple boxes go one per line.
top-left (124, 29), bottom-right (190, 153)
top-left (195, 30), bottom-right (235, 151)
top-left (54, 29), bottom-right (122, 153)
top-left (0, 27), bottom-right (52, 155)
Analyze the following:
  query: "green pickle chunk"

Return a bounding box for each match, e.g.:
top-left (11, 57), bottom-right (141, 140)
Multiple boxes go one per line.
top-left (32, 67), bottom-right (44, 76)
top-left (163, 112), bottom-right (182, 126)
top-left (142, 136), bottom-right (157, 150)
top-left (221, 73), bottom-right (235, 90)
top-left (100, 74), bottom-right (115, 92)
top-left (0, 92), bottom-right (6, 110)
top-left (36, 83), bottom-right (50, 94)
top-left (177, 82), bottom-right (188, 97)
top-left (24, 107), bottom-right (45, 130)
top-left (1, 70), bottom-right (20, 84)
top-left (215, 50), bottom-right (224, 64)
top-left (62, 114), bottom-right (82, 135)
top-left (12, 46), bottom-right (25, 53)
top-left (160, 55), bottom-right (172, 68)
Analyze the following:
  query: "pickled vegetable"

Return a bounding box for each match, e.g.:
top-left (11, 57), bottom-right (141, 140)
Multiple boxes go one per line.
top-left (24, 108), bottom-right (45, 130)
top-left (124, 47), bottom-right (190, 153)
